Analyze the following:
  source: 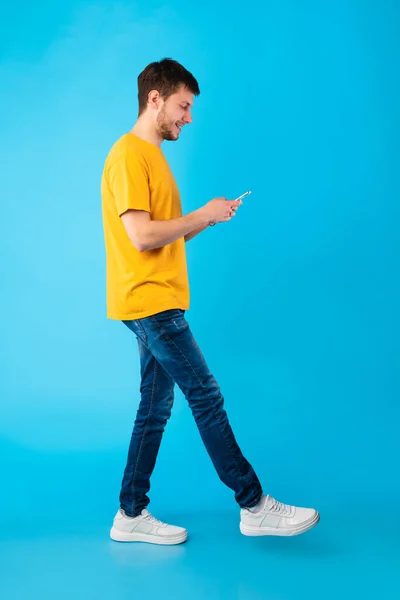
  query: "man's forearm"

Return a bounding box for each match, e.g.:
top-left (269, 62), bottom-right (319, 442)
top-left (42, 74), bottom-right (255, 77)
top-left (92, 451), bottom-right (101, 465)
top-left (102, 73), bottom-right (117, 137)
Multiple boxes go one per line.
top-left (141, 208), bottom-right (210, 251)
top-left (184, 223), bottom-right (210, 242)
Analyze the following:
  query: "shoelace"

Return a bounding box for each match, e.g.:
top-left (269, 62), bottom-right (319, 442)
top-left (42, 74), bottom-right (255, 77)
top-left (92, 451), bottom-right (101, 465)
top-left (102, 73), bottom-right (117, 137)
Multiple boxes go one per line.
top-left (144, 513), bottom-right (167, 527)
top-left (268, 497), bottom-right (292, 516)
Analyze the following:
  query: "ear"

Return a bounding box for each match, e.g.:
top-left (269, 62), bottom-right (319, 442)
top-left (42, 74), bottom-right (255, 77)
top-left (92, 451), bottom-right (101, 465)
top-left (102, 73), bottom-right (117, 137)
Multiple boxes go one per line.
top-left (147, 90), bottom-right (162, 110)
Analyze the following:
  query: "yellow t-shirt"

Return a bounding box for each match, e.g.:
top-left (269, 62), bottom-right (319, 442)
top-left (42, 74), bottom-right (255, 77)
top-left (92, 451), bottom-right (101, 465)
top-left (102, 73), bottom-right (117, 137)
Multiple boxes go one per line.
top-left (101, 133), bottom-right (190, 320)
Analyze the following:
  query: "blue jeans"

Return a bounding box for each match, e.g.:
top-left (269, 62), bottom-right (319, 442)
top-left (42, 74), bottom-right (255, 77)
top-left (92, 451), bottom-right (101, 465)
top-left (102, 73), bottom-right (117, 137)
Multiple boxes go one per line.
top-left (120, 309), bottom-right (263, 517)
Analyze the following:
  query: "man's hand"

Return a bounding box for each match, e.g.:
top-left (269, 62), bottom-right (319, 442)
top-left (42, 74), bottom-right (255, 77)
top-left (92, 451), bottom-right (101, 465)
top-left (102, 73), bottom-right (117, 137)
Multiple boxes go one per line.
top-left (202, 197), bottom-right (242, 225)
top-left (185, 196), bottom-right (243, 241)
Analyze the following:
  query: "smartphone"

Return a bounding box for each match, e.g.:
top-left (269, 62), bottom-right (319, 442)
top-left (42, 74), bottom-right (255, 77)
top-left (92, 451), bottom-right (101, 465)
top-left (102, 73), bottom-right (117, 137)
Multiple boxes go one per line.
top-left (234, 190), bottom-right (251, 202)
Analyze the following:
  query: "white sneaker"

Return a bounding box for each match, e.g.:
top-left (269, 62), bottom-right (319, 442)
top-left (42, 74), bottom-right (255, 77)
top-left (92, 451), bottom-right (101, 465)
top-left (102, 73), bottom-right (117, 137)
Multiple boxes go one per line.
top-left (240, 495), bottom-right (320, 537)
top-left (110, 509), bottom-right (188, 545)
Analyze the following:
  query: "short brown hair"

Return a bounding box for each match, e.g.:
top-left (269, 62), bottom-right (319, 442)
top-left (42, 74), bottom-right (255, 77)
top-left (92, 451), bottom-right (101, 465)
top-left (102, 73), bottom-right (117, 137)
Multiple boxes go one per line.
top-left (137, 58), bottom-right (200, 116)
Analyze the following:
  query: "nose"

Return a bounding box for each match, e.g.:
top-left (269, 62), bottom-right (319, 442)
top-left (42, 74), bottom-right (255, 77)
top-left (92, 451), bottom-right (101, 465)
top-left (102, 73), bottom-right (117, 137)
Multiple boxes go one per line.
top-left (184, 110), bottom-right (192, 124)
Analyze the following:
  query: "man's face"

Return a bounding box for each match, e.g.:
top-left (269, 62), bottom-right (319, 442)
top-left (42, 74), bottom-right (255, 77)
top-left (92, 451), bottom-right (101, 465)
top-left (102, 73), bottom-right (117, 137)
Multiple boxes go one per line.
top-left (156, 86), bottom-right (194, 141)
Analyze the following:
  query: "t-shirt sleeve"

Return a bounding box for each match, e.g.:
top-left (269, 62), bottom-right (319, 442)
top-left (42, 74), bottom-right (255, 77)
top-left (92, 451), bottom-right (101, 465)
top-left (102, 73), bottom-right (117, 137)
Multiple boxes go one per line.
top-left (108, 151), bottom-right (151, 217)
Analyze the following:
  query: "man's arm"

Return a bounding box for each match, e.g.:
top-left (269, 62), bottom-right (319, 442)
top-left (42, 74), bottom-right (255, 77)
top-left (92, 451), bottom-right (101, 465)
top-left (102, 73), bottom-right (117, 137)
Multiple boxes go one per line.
top-left (184, 223), bottom-right (210, 242)
top-left (121, 207), bottom-right (210, 252)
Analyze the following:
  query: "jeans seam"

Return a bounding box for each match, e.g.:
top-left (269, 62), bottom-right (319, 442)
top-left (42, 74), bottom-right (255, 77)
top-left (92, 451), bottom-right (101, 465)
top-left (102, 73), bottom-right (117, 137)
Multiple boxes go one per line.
top-left (130, 356), bottom-right (158, 515)
top-left (135, 319), bottom-right (148, 345)
top-left (150, 315), bottom-right (252, 486)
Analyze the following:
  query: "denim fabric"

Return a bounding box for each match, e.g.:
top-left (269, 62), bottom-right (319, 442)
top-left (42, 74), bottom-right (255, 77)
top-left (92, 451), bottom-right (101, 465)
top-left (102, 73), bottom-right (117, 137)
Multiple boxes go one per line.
top-left (120, 309), bottom-right (263, 516)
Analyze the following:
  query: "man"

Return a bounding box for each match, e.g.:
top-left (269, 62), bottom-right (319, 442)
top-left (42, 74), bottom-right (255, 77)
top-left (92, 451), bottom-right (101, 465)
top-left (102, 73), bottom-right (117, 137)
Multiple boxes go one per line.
top-left (101, 58), bottom-right (320, 545)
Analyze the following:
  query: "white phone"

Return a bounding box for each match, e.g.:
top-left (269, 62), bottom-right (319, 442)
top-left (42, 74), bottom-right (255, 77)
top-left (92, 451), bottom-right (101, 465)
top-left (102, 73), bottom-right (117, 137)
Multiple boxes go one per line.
top-left (234, 190), bottom-right (251, 201)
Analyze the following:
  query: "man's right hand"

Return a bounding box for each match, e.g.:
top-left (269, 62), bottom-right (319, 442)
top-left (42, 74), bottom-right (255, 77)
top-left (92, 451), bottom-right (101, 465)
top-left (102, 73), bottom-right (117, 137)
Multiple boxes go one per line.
top-left (202, 197), bottom-right (242, 225)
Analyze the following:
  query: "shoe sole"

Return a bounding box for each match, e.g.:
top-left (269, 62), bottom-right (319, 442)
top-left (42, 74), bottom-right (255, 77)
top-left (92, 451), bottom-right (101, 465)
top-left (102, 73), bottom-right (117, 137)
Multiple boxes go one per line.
top-left (110, 526), bottom-right (188, 545)
top-left (240, 512), bottom-right (320, 537)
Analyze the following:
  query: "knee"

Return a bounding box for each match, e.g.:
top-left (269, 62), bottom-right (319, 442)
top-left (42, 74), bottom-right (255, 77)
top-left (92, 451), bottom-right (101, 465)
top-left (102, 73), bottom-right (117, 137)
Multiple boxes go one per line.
top-left (154, 394), bottom-right (174, 426)
top-left (135, 392), bottom-right (174, 429)
top-left (190, 389), bottom-right (226, 428)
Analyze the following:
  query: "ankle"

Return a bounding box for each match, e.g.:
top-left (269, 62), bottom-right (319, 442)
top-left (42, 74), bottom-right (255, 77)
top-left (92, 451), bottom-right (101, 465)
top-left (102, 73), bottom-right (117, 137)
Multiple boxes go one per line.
top-left (247, 494), bottom-right (266, 513)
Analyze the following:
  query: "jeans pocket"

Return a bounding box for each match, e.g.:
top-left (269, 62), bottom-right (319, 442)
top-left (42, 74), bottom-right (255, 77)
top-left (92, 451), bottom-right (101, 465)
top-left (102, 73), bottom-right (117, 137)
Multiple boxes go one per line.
top-left (153, 309), bottom-right (184, 319)
top-left (122, 319), bottom-right (148, 345)
top-left (151, 309), bottom-right (187, 337)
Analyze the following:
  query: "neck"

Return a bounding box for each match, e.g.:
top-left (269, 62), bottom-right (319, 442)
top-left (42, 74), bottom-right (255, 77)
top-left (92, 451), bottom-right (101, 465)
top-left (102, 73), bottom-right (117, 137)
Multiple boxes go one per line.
top-left (130, 119), bottom-right (162, 148)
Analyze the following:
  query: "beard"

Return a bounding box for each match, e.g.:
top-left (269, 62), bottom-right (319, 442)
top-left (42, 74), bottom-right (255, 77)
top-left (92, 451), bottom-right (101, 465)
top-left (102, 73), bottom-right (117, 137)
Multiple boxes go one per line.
top-left (156, 106), bottom-right (179, 141)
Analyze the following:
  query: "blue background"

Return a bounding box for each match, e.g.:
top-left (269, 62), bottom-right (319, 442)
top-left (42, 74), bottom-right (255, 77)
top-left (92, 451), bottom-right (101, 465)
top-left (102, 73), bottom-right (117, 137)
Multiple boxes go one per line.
top-left (1, 1), bottom-right (399, 598)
